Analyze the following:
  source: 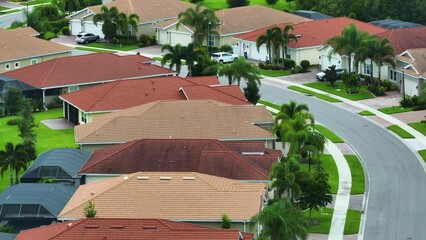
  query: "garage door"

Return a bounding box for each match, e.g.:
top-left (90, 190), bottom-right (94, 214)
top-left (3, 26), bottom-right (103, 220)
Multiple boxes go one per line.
top-left (170, 32), bottom-right (192, 46)
top-left (404, 78), bottom-right (419, 96)
top-left (84, 22), bottom-right (104, 38)
top-left (157, 30), bottom-right (169, 45)
top-left (321, 55), bottom-right (341, 70)
top-left (70, 20), bottom-right (82, 36)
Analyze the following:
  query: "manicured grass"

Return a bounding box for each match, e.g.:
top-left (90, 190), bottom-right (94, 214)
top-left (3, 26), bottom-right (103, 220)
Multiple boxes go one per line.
top-left (85, 42), bottom-right (140, 51)
top-left (378, 106), bottom-right (414, 114)
top-left (20, 0), bottom-right (51, 5)
top-left (0, 108), bottom-right (77, 192)
top-left (0, 9), bottom-right (21, 15)
top-left (314, 124), bottom-right (344, 143)
top-left (344, 209), bottom-right (362, 234)
top-left (288, 86), bottom-right (342, 103)
top-left (345, 155), bottom-right (365, 194)
top-left (359, 110), bottom-right (375, 116)
top-left (304, 82), bottom-right (375, 101)
top-left (257, 99), bottom-right (280, 110)
top-left (305, 208), bottom-right (333, 234)
top-left (0, 6), bottom-right (9, 11)
top-left (151, 56), bottom-right (186, 65)
top-left (387, 125), bottom-right (415, 138)
top-left (75, 46), bottom-right (116, 53)
top-left (183, 0), bottom-right (293, 11)
top-left (408, 122), bottom-right (426, 136)
top-left (300, 154), bottom-right (339, 194)
top-left (418, 150), bottom-right (426, 162)
top-left (257, 68), bottom-right (292, 77)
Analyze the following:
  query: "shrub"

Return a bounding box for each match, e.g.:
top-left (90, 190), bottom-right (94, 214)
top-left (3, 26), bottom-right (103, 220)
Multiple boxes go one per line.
top-left (258, 62), bottom-right (266, 69)
top-left (218, 44), bottom-right (233, 53)
top-left (116, 34), bottom-right (138, 45)
top-left (0, 106), bottom-right (4, 118)
top-left (382, 79), bottom-right (398, 91)
top-left (227, 0), bottom-right (249, 8)
top-left (413, 105), bottom-right (426, 111)
top-left (283, 58), bottom-right (295, 69)
top-left (274, 58), bottom-right (283, 65)
top-left (359, 74), bottom-right (372, 85)
top-left (42, 31), bottom-right (56, 40)
top-left (291, 65), bottom-right (302, 74)
top-left (412, 95), bottom-right (419, 106)
top-left (300, 60), bottom-right (310, 70)
top-left (139, 34), bottom-right (156, 47)
top-left (10, 21), bottom-right (25, 29)
top-left (49, 18), bottom-right (69, 31)
top-left (368, 83), bottom-right (385, 96)
top-left (46, 96), bottom-right (62, 109)
top-left (343, 73), bottom-right (361, 94)
top-left (209, 45), bottom-right (219, 53)
top-left (400, 95), bottom-right (415, 108)
top-left (7, 118), bottom-right (21, 125)
top-left (60, 26), bottom-right (69, 35)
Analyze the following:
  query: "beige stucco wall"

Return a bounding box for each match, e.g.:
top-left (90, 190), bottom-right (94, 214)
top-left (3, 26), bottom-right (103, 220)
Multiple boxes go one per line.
top-left (292, 46), bottom-right (321, 66)
top-left (81, 143), bottom-right (116, 152)
top-left (0, 52), bottom-right (70, 74)
top-left (85, 174), bottom-right (121, 184)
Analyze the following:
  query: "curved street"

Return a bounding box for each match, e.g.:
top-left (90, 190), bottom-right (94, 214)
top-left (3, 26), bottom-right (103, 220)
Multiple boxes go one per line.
top-left (260, 78), bottom-right (426, 240)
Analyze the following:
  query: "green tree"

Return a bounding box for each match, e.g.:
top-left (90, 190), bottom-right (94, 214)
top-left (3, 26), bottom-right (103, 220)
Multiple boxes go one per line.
top-left (228, 57), bottom-right (261, 86)
top-left (84, 200), bottom-right (97, 218)
top-left (301, 130), bottom-right (325, 172)
top-left (273, 100), bottom-right (313, 141)
top-left (325, 65), bottom-right (338, 86)
top-left (182, 43), bottom-right (199, 77)
top-left (161, 44), bottom-right (186, 75)
top-left (251, 198), bottom-right (309, 240)
top-left (19, 99), bottom-right (37, 163)
top-left (227, 0), bottom-right (250, 8)
top-left (93, 6), bottom-right (120, 44)
top-left (265, 0), bottom-right (278, 7)
top-left (217, 63), bottom-right (235, 85)
top-left (343, 73), bottom-right (361, 94)
top-left (272, 25), bottom-right (298, 68)
top-left (244, 79), bottom-right (261, 105)
top-left (369, 38), bottom-right (395, 82)
top-left (4, 88), bottom-right (23, 116)
top-left (256, 28), bottom-right (276, 64)
top-left (221, 214), bottom-right (232, 229)
top-left (270, 157), bottom-right (301, 201)
top-left (0, 142), bottom-right (28, 185)
top-left (117, 12), bottom-right (139, 44)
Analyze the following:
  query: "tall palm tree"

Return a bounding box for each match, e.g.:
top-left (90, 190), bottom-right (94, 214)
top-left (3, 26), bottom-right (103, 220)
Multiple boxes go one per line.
top-left (272, 24), bottom-right (298, 67)
top-left (161, 44), bottom-right (186, 75)
top-left (182, 43), bottom-right (197, 77)
top-left (0, 142), bottom-right (28, 186)
top-left (256, 28), bottom-right (276, 63)
top-left (327, 23), bottom-right (369, 73)
top-left (93, 6), bottom-right (120, 44)
top-left (178, 4), bottom-right (219, 47)
top-left (217, 63), bottom-right (235, 85)
top-left (228, 58), bottom-right (261, 86)
top-left (117, 12), bottom-right (139, 44)
top-left (270, 158), bottom-right (301, 201)
top-left (251, 198), bottom-right (309, 240)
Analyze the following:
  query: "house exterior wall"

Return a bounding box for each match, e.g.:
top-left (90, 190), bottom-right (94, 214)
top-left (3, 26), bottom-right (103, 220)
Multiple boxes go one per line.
top-left (318, 45), bottom-right (342, 70)
top-left (182, 221), bottom-right (250, 233)
top-left (293, 46), bottom-right (321, 66)
top-left (85, 174), bottom-right (121, 184)
top-left (80, 144), bottom-right (116, 152)
top-left (0, 52), bottom-right (71, 74)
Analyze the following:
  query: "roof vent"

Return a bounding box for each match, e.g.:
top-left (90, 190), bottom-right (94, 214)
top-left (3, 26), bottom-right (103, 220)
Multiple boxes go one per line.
top-left (67, 223), bottom-right (73, 227)
top-left (123, 176), bottom-right (129, 181)
top-left (183, 176), bottom-right (195, 180)
top-left (232, 129), bottom-right (236, 134)
top-left (160, 176), bottom-right (172, 180)
top-left (137, 176), bottom-right (150, 180)
top-left (143, 226), bottom-right (157, 230)
top-left (90, 191), bottom-right (95, 196)
top-left (85, 225), bottom-right (99, 229)
top-left (110, 225), bottom-right (124, 229)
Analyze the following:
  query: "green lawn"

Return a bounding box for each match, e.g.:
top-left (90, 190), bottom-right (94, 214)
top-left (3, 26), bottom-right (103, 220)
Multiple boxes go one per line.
top-left (257, 68), bottom-right (292, 77)
top-left (378, 106), bottom-right (414, 114)
top-left (344, 209), bottom-right (362, 234)
top-left (358, 110), bottom-right (375, 116)
top-left (345, 155), bottom-right (365, 194)
top-left (408, 122), bottom-right (426, 136)
top-left (20, 0), bottom-right (51, 5)
top-left (257, 99), bottom-right (281, 110)
top-left (85, 42), bottom-right (140, 51)
top-left (305, 208), bottom-right (333, 234)
top-left (314, 124), bottom-right (344, 143)
top-left (418, 150), bottom-right (426, 162)
top-left (0, 6), bottom-right (9, 11)
top-left (0, 108), bottom-right (77, 192)
top-left (387, 125), bottom-right (415, 138)
top-left (300, 154), bottom-right (339, 194)
top-left (287, 86), bottom-right (342, 103)
top-left (183, 0), bottom-right (293, 11)
top-left (75, 46), bottom-right (116, 53)
top-left (304, 82), bottom-right (375, 101)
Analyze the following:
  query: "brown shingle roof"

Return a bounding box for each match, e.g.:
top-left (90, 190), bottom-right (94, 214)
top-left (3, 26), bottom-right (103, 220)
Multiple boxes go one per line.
top-left (60, 76), bottom-right (246, 112)
top-left (17, 218), bottom-right (254, 240)
top-left (376, 27), bottom-right (426, 54)
top-left (74, 100), bottom-right (274, 144)
top-left (79, 139), bottom-right (281, 180)
top-left (11, 27), bottom-right (39, 36)
top-left (398, 48), bottom-right (426, 77)
top-left (58, 172), bottom-right (267, 220)
top-left (2, 53), bottom-right (175, 89)
top-left (0, 28), bottom-right (71, 63)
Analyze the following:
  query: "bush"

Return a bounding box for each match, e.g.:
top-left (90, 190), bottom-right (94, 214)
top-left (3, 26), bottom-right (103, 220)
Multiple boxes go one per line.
top-left (227, 0), bottom-right (249, 8)
top-left (60, 26), bottom-right (69, 35)
top-left (116, 34), bottom-right (138, 45)
top-left (218, 44), bottom-right (233, 53)
top-left (274, 58), bottom-right (283, 65)
top-left (382, 79), bottom-right (398, 91)
top-left (359, 74), bottom-right (372, 85)
top-left (258, 62), bottom-right (266, 69)
top-left (283, 58), bottom-right (295, 69)
top-left (7, 119), bottom-right (21, 125)
top-left (49, 18), bottom-right (69, 31)
top-left (368, 83), bottom-right (385, 96)
top-left (10, 21), bottom-right (26, 29)
top-left (400, 95), bottom-right (415, 108)
top-left (412, 95), bottom-right (419, 106)
top-left (46, 96), bottom-right (62, 109)
top-left (343, 73), bottom-right (361, 94)
top-left (139, 34), bottom-right (156, 47)
top-left (413, 105), bottom-right (426, 111)
top-left (291, 66), bottom-right (302, 74)
top-left (0, 106), bottom-right (4, 118)
top-left (300, 60), bottom-right (310, 70)
top-left (42, 31), bottom-right (56, 40)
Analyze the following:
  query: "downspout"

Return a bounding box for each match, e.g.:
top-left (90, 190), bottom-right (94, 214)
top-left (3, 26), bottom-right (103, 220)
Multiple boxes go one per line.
top-left (42, 89), bottom-right (47, 110)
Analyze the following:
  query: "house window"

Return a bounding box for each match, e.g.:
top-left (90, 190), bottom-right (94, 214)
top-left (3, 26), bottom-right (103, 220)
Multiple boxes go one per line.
top-left (208, 36), bottom-right (215, 47)
top-left (128, 25), bottom-right (132, 35)
top-left (68, 86), bottom-right (79, 93)
top-left (14, 62), bottom-right (20, 69)
top-left (81, 112), bottom-right (88, 123)
top-left (364, 63), bottom-right (372, 75)
top-left (31, 59), bottom-right (37, 65)
top-left (390, 69), bottom-right (397, 81)
top-left (5, 63), bottom-right (10, 70)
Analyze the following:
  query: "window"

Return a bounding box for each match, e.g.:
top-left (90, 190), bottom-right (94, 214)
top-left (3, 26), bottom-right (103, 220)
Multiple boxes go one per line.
top-left (14, 62), bottom-right (20, 69)
top-left (364, 63), bottom-right (372, 75)
top-left (31, 59), bottom-right (38, 65)
top-left (81, 112), bottom-right (87, 123)
top-left (390, 69), bottom-right (397, 81)
top-left (208, 36), bottom-right (215, 46)
top-left (68, 86), bottom-right (79, 92)
top-left (4, 63), bottom-right (10, 70)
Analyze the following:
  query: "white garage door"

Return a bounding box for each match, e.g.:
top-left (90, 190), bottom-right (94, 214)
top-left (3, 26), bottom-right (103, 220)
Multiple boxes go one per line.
top-left (84, 22), bottom-right (104, 38)
top-left (157, 30), bottom-right (169, 45)
top-left (170, 32), bottom-right (192, 46)
top-left (321, 55), bottom-right (341, 70)
top-left (70, 20), bottom-right (82, 36)
top-left (404, 78), bottom-right (419, 96)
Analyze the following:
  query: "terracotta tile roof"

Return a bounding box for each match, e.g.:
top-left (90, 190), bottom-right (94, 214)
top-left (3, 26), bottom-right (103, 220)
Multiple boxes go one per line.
top-left (2, 53), bottom-right (174, 89)
top-left (74, 100), bottom-right (274, 144)
top-left (398, 48), bottom-right (426, 77)
top-left (60, 76), bottom-right (245, 112)
top-left (79, 139), bottom-right (280, 180)
top-left (0, 28), bottom-right (71, 63)
top-left (88, 0), bottom-right (195, 24)
top-left (376, 27), bottom-right (426, 54)
top-left (17, 218), bottom-right (254, 240)
top-left (59, 172), bottom-right (267, 220)
top-left (215, 5), bottom-right (310, 35)
top-left (235, 17), bottom-right (387, 48)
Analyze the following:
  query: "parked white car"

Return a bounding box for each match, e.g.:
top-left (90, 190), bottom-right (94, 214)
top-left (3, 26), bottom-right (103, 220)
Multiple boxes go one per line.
top-left (211, 52), bottom-right (238, 63)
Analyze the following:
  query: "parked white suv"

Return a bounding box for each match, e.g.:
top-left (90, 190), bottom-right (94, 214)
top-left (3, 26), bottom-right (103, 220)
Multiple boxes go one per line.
top-left (211, 52), bottom-right (238, 63)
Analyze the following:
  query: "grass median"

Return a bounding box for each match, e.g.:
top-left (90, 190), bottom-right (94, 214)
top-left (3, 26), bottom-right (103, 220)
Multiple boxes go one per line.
top-left (287, 86), bottom-right (342, 103)
top-left (408, 122), bottom-right (426, 136)
top-left (20, 0), bottom-right (51, 5)
top-left (344, 209), bottom-right (362, 234)
top-left (358, 110), bottom-right (375, 116)
top-left (345, 155), bottom-right (365, 194)
top-left (85, 42), bottom-right (139, 51)
top-left (418, 150), bottom-right (426, 162)
top-left (378, 106), bottom-right (414, 114)
top-left (315, 124), bottom-right (344, 143)
top-left (75, 47), bottom-right (116, 53)
top-left (387, 125), bottom-right (415, 138)
top-left (304, 82), bottom-right (374, 101)
top-left (257, 68), bottom-right (292, 77)
top-left (300, 154), bottom-right (339, 194)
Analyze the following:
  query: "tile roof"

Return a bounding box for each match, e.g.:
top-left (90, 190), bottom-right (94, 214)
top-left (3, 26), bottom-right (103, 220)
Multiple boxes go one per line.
top-left (2, 53), bottom-right (175, 89)
top-left (376, 27), bottom-right (426, 54)
top-left (74, 100), bottom-right (275, 144)
top-left (88, 0), bottom-right (195, 24)
top-left (60, 76), bottom-right (246, 112)
top-left (398, 48), bottom-right (426, 77)
top-left (59, 172), bottom-right (267, 220)
top-left (235, 17), bottom-right (387, 48)
top-left (11, 27), bottom-right (39, 36)
top-left (79, 139), bottom-right (280, 180)
top-left (0, 28), bottom-right (71, 63)
top-left (17, 218), bottom-right (254, 240)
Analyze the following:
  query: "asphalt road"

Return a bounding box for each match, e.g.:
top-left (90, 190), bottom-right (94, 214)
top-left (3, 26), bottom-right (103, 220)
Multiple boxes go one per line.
top-left (0, 6), bottom-right (33, 28)
top-left (259, 79), bottom-right (426, 240)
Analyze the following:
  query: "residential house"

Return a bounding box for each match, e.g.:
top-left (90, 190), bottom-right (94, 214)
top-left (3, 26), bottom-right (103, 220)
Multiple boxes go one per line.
top-left (20, 148), bottom-right (91, 186)
top-left (0, 28), bottom-right (71, 74)
top-left (79, 139), bottom-right (281, 184)
top-left (155, 5), bottom-right (309, 52)
top-left (74, 100), bottom-right (275, 152)
top-left (59, 75), bottom-right (248, 125)
top-left (0, 184), bottom-right (75, 232)
top-left (68, 0), bottom-right (195, 38)
top-left (16, 218), bottom-right (254, 240)
top-left (392, 48), bottom-right (426, 96)
top-left (1, 53), bottom-right (175, 107)
top-left (292, 10), bottom-right (332, 20)
top-left (58, 172), bottom-right (267, 232)
top-left (235, 17), bottom-right (386, 65)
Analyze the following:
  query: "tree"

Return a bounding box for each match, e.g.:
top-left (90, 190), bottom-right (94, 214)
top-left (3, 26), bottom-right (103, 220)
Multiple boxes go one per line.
top-left (243, 79), bottom-right (261, 105)
top-left (270, 157), bottom-right (301, 201)
top-left (161, 44), bottom-right (186, 75)
top-left (19, 99), bottom-right (37, 163)
top-left (117, 12), bottom-right (139, 44)
top-left (326, 23), bottom-right (368, 73)
top-left (182, 43), bottom-right (199, 77)
top-left (4, 88), bottom-right (23, 116)
top-left (227, 0), bottom-right (250, 8)
top-left (369, 38), bottom-right (395, 82)
top-left (256, 28), bottom-right (276, 64)
top-left (0, 142), bottom-right (28, 185)
top-left (251, 198), bottom-right (308, 240)
top-left (217, 63), bottom-right (235, 85)
top-left (301, 130), bottom-right (325, 172)
top-left (228, 57), bottom-right (261, 86)
top-left (84, 200), bottom-right (97, 218)
top-left (265, 0), bottom-right (278, 7)
top-left (271, 25), bottom-right (298, 68)
top-left (93, 6), bottom-right (119, 44)
top-left (221, 214), bottom-right (232, 229)
top-left (273, 100), bottom-right (313, 141)
top-left (343, 73), bottom-right (361, 94)
top-left (325, 65), bottom-right (338, 86)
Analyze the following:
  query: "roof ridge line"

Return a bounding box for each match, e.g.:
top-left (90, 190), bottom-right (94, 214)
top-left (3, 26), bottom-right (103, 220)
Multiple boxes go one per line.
top-left (41, 58), bottom-right (60, 88)
top-left (85, 81), bottom-right (119, 112)
top-left (47, 219), bottom-right (85, 240)
top-left (211, 85), bottom-right (248, 102)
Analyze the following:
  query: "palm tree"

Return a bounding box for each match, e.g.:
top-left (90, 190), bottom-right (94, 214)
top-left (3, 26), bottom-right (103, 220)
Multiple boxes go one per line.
top-left (218, 63), bottom-right (235, 85)
top-left (93, 6), bottom-right (120, 44)
top-left (117, 12), bottom-right (139, 44)
top-left (272, 24), bottom-right (298, 67)
top-left (161, 44), bottom-right (186, 75)
top-left (256, 28), bottom-right (276, 63)
top-left (228, 57), bottom-right (261, 86)
top-left (178, 4), bottom-right (219, 47)
top-left (270, 158), bottom-right (301, 201)
top-left (251, 198), bottom-right (309, 240)
top-left (327, 23), bottom-right (369, 73)
top-left (182, 43), bottom-right (197, 77)
top-left (0, 142), bottom-right (28, 185)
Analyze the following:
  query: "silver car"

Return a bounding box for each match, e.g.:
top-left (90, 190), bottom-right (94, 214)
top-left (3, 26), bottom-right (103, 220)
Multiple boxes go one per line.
top-left (75, 32), bottom-right (100, 44)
